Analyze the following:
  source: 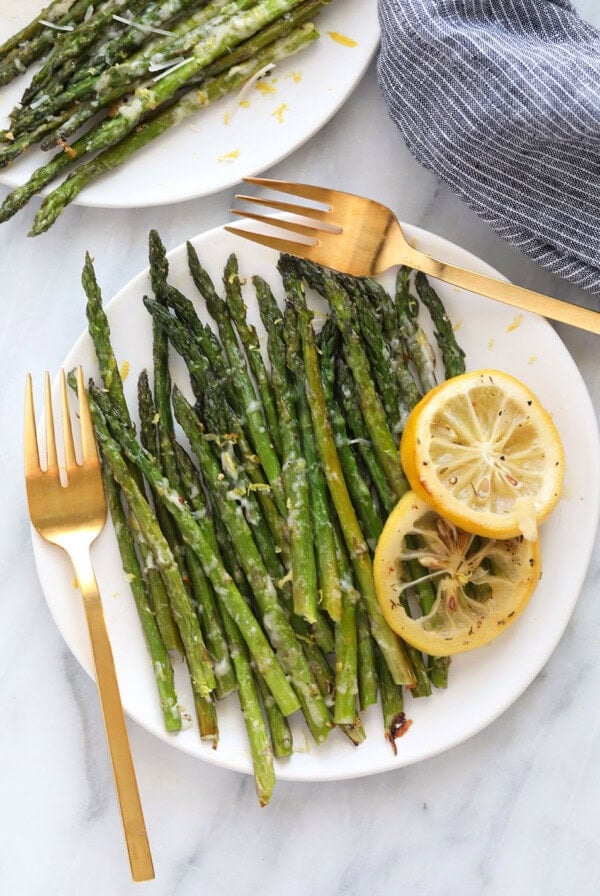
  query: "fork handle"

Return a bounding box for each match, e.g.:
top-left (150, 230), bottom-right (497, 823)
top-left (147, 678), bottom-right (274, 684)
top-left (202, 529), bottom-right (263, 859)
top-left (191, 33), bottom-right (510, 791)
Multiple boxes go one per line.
top-left (407, 248), bottom-right (600, 335)
top-left (74, 550), bottom-right (154, 882)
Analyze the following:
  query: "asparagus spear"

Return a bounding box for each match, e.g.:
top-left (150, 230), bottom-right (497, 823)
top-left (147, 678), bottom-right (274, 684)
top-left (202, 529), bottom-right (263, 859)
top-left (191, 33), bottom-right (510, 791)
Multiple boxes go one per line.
top-left (317, 319), bottom-right (383, 549)
top-left (351, 288), bottom-right (403, 439)
top-left (280, 259), bottom-right (415, 687)
top-left (90, 383), bottom-right (300, 718)
top-left (132, 375), bottom-right (184, 653)
top-left (187, 242), bottom-right (287, 515)
top-left (145, 239), bottom-right (202, 637)
top-left (424, 654), bottom-right (449, 690)
top-left (223, 255), bottom-right (282, 458)
top-left (192, 689), bottom-right (219, 746)
top-left (32, 0), bottom-right (325, 152)
top-left (375, 645), bottom-right (412, 754)
top-left (175, 441), bottom-right (277, 800)
top-left (101, 459), bottom-right (182, 732)
top-left (255, 673), bottom-right (294, 760)
top-left (136, 371), bottom-right (218, 749)
top-left (2, 0), bottom-right (312, 227)
top-left (356, 597), bottom-right (378, 711)
top-left (83, 252), bottom-right (187, 646)
top-left (21, 0), bottom-right (140, 104)
top-left (335, 356), bottom-right (397, 515)
top-left (200, 486), bottom-right (291, 760)
top-left (89, 385), bottom-right (217, 703)
top-left (337, 350), bottom-right (449, 690)
top-left (284, 300), bottom-right (343, 623)
top-left (319, 327), bottom-right (433, 699)
top-left (0, 0), bottom-right (79, 63)
top-left (82, 253), bottom-right (125, 412)
top-left (73, 0), bottom-right (206, 82)
top-left (395, 267), bottom-right (438, 394)
top-left (0, 111), bottom-right (76, 170)
top-left (141, 293), bottom-right (291, 564)
top-left (222, 608), bottom-right (276, 805)
top-left (82, 250), bottom-right (182, 651)
top-left (254, 274), bottom-right (319, 624)
top-left (172, 386), bottom-right (334, 744)
top-left (139, 372), bottom-right (236, 700)
top-left (414, 272), bottom-right (466, 379)
top-left (288, 257), bottom-right (408, 499)
top-left (334, 293), bottom-right (450, 690)
top-left (331, 526), bottom-right (359, 726)
top-left (148, 231), bottom-right (183, 526)
top-left (0, 0), bottom-right (93, 86)
top-left (352, 274), bottom-right (422, 416)
top-left (13, 0), bottom-right (250, 136)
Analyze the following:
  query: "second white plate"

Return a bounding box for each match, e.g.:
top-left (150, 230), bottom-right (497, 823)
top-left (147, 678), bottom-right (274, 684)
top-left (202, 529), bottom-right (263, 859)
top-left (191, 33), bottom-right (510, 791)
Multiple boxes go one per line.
top-left (0, 0), bottom-right (379, 207)
top-left (31, 221), bottom-right (600, 781)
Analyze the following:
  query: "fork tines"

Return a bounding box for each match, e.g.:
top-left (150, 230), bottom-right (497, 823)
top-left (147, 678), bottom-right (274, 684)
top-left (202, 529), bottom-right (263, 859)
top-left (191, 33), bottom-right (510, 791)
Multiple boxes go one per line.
top-left (241, 176), bottom-right (335, 206)
top-left (226, 176), bottom-right (343, 258)
top-left (24, 366), bottom-right (98, 482)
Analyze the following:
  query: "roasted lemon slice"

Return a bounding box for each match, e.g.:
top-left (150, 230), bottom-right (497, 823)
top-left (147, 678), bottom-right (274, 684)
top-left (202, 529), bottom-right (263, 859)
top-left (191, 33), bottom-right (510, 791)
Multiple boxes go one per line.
top-left (400, 369), bottom-right (564, 540)
top-left (374, 491), bottom-right (541, 656)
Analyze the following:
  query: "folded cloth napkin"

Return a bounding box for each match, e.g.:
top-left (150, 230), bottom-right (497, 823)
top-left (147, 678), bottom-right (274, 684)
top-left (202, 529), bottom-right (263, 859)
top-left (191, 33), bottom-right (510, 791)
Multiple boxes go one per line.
top-left (377, 0), bottom-right (600, 293)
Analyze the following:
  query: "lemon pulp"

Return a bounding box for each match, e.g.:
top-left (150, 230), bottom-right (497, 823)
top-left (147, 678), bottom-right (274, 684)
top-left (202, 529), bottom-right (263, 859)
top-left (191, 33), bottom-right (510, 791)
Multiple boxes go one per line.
top-left (400, 369), bottom-right (564, 539)
top-left (374, 491), bottom-right (541, 656)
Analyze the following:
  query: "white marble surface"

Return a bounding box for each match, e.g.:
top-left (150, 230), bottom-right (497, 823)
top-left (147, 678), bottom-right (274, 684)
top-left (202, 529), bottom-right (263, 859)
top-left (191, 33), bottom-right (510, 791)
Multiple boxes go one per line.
top-left (1, 3), bottom-right (600, 894)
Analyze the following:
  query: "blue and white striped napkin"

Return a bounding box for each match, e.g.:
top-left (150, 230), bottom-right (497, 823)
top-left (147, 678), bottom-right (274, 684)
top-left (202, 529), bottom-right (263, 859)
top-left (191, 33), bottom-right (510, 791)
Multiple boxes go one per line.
top-left (377, 1), bottom-right (600, 294)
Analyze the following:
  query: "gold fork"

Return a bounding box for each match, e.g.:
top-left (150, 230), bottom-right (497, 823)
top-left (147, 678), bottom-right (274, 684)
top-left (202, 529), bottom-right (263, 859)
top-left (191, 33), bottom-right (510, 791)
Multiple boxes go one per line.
top-left (226, 177), bottom-right (600, 335)
top-left (24, 368), bottom-right (154, 883)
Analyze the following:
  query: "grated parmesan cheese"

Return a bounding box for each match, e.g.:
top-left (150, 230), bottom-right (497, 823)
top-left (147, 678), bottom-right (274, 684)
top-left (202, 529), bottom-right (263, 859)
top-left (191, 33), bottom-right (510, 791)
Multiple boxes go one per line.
top-left (152, 57), bottom-right (193, 82)
top-left (39, 19), bottom-right (74, 32)
top-left (112, 14), bottom-right (172, 37)
top-left (225, 63), bottom-right (276, 122)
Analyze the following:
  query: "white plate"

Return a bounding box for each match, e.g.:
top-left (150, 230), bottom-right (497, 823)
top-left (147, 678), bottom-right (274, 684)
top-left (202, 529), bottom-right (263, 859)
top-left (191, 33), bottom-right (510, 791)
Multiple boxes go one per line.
top-left (31, 222), bottom-right (600, 781)
top-left (0, 1), bottom-right (379, 208)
